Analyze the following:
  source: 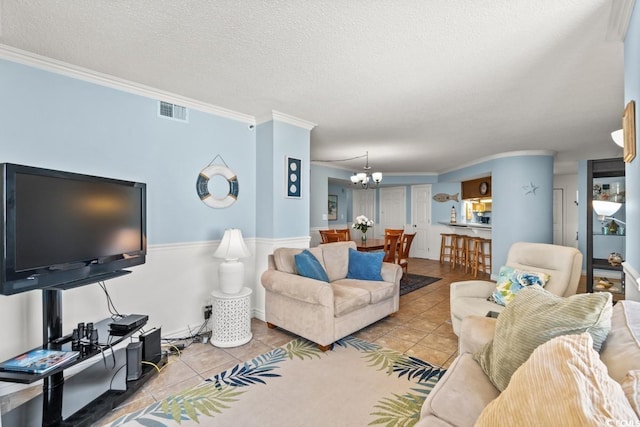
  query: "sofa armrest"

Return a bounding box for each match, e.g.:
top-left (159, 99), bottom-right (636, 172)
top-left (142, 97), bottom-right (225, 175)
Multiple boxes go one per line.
top-left (381, 262), bottom-right (403, 285)
top-left (450, 280), bottom-right (496, 300)
top-left (261, 270), bottom-right (334, 307)
top-left (459, 315), bottom-right (496, 354)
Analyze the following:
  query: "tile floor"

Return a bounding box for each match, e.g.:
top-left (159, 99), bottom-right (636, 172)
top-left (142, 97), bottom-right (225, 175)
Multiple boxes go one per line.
top-left (0, 258), bottom-right (487, 426)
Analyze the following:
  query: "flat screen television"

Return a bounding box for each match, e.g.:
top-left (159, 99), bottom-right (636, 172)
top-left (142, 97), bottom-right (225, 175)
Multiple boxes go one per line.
top-left (0, 163), bottom-right (147, 295)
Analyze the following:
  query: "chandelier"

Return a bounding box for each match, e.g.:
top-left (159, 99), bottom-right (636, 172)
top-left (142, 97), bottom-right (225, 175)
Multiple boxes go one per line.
top-left (350, 151), bottom-right (382, 189)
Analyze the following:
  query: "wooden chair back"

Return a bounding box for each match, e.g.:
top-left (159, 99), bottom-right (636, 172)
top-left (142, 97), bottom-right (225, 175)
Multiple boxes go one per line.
top-left (383, 234), bottom-right (400, 263)
top-left (324, 233), bottom-right (343, 243)
top-left (319, 229), bottom-right (333, 243)
top-left (398, 233), bottom-right (416, 274)
top-left (334, 228), bottom-right (352, 241)
top-left (384, 228), bottom-right (404, 237)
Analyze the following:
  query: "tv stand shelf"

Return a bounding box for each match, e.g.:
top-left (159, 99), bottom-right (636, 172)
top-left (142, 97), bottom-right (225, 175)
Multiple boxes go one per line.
top-left (0, 317), bottom-right (142, 384)
top-left (0, 288), bottom-right (160, 427)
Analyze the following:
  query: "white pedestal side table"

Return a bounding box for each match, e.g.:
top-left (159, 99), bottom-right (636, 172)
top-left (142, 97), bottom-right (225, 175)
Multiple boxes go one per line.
top-left (210, 287), bottom-right (253, 348)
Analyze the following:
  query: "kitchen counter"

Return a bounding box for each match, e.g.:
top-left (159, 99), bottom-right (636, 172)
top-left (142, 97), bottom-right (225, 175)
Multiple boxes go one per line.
top-left (438, 221), bottom-right (492, 230)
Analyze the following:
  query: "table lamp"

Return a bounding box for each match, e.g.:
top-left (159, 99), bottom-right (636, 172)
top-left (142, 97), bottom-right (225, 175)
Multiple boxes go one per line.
top-left (213, 229), bottom-right (251, 294)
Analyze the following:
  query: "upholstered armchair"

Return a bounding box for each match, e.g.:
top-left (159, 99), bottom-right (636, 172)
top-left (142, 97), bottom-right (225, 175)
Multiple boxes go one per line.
top-left (449, 241), bottom-right (583, 335)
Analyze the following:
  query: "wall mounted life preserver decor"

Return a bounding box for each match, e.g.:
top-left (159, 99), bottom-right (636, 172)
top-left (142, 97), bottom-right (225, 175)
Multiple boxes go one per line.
top-left (196, 155), bottom-right (239, 208)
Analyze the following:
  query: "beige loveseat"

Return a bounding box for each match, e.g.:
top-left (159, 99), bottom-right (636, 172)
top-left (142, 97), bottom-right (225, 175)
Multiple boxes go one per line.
top-left (260, 241), bottom-right (402, 350)
top-left (417, 298), bottom-right (640, 426)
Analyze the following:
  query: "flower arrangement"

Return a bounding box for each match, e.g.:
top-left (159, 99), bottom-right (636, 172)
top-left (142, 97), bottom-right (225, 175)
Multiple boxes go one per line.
top-left (352, 215), bottom-right (374, 234)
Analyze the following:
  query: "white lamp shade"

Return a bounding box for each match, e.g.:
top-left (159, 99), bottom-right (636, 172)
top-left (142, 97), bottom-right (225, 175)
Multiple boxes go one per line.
top-left (371, 172), bottom-right (382, 183)
top-left (593, 200), bottom-right (622, 218)
top-left (213, 229), bottom-right (251, 260)
top-left (350, 174), bottom-right (359, 183)
top-left (356, 172), bottom-right (367, 182)
top-left (611, 129), bottom-right (624, 147)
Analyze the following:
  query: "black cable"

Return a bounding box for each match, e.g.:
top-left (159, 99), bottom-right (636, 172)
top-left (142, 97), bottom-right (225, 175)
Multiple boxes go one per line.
top-left (98, 281), bottom-right (122, 317)
top-left (161, 318), bottom-right (210, 345)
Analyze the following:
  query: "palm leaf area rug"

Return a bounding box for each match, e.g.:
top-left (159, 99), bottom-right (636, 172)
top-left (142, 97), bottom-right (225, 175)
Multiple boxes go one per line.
top-left (107, 336), bottom-right (446, 427)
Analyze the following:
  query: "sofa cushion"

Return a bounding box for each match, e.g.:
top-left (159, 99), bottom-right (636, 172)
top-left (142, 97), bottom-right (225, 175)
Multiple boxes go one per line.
top-left (489, 265), bottom-right (549, 306)
top-left (332, 278), bottom-right (395, 304)
top-left (474, 286), bottom-right (612, 391)
top-left (294, 250), bottom-right (329, 282)
top-left (475, 333), bottom-right (638, 426)
top-left (273, 247), bottom-right (326, 274)
top-left (421, 353), bottom-right (499, 427)
top-left (331, 283), bottom-right (370, 317)
top-left (346, 248), bottom-right (384, 281)
top-left (600, 300), bottom-right (640, 384)
top-left (320, 241), bottom-right (355, 282)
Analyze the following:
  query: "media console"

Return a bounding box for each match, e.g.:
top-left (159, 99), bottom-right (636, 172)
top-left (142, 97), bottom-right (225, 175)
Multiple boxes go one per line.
top-left (0, 289), bottom-right (163, 426)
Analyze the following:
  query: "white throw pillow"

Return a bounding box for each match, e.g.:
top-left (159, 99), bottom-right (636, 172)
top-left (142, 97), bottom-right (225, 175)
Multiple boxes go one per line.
top-left (475, 333), bottom-right (638, 427)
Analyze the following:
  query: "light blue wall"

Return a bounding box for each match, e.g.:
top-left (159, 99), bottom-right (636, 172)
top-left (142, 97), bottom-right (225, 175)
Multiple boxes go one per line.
top-left (256, 121), bottom-right (275, 237)
top-left (0, 59), bottom-right (256, 244)
top-left (625, 1), bottom-right (640, 299)
top-left (492, 155), bottom-right (554, 269)
top-left (328, 183), bottom-right (350, 224)
top-left (272, 121), bottom-right (311, 238)
top-left (431, 182), bottom-right (463, 223)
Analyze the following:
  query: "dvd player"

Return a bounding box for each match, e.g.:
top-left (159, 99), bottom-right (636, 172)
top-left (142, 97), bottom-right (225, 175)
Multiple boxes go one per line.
top-left (109, 314), bottom-right (148, 334)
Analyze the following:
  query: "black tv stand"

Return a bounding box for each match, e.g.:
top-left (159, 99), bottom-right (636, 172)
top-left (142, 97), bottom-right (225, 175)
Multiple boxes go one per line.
top-left (0, 288), bottom-right (162, 426)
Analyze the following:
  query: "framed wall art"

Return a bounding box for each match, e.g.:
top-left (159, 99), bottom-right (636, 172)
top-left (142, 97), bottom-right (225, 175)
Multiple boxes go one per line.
top-left (623, 100), bottom-right (636, 163)
top-left (285, 156), bottom-right (302, 198)
top-left (328, 195), bottom-right (338, 221)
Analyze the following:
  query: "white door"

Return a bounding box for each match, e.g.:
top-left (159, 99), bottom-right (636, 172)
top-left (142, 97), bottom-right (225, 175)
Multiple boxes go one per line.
top-left (352, 189), bottom-right (376, 237)
top-left (553, 188), bottom-right (564, 245)
top-left (379, 187), bottom-right (406, 237)
top-left (411, 184), bottom-right (431, 258)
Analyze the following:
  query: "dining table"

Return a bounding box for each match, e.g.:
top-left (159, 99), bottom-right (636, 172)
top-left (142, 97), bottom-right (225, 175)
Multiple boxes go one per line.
top-left (355, 238), bottom-right (386, 252)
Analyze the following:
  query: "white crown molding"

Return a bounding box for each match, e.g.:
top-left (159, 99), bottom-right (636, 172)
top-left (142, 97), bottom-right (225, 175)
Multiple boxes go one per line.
top-left (0, 44), bottom-right (256, 125)
top-left (606, 0), bottom-right (636, 41)
top-left (441, 150), bottom-right (556, 175)
top-left (256, 110), bottom-right (317, 130)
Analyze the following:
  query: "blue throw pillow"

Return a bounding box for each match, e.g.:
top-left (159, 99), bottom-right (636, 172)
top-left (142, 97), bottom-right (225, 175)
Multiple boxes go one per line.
top-left (294, 250), bottom-right (329, 282)
top-left (346, 248), bottom-right (384, 281)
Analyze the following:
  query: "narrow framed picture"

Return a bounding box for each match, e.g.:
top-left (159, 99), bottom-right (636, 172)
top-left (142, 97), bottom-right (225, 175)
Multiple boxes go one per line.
top-left (328, 195), bottom-right (338, 221)
top-left (623, 100), bottom-right (636, 163)
top-left (285, 156), bottom-right (302, 198)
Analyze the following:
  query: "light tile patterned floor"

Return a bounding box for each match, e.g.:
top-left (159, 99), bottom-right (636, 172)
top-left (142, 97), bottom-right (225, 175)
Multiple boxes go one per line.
top-left (0, 258), bottom-right (487, 426)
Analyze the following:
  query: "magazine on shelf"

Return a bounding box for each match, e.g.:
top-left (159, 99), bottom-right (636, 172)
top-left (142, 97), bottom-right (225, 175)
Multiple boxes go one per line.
top-left (0, 349), bottom-right (80, 374)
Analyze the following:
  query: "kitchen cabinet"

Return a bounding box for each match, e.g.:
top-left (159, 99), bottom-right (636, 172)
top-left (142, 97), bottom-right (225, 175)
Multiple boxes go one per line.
top-left (587, 158), bottom-right (625, 301)
top-left (462, 177), bottom-right (491, 200)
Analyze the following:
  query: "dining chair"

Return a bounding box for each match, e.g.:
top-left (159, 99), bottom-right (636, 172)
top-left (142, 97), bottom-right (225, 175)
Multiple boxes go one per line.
top-left (383, 234), bottom-right (400, 263)
top-left (384, 228), bottom-right (404, 238)
top-left (334, 228), bottom-right (352, 241)
top-left (397, 233), bottom-right (416, 277)
top-left (324, 233), bottom-right (343, 243)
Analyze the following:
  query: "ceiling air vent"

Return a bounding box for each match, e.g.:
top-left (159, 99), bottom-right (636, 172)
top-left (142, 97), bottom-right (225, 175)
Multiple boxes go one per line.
top-left (158, 101), bottom-right (188, 122)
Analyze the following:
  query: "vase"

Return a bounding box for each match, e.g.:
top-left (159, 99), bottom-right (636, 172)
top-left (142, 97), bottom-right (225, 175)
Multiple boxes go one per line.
top-left (361, 232), bottom-right (367, 242)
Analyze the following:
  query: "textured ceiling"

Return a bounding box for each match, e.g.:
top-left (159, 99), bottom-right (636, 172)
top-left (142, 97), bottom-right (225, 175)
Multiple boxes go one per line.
top-left (0, 0), bottom-right (628, 175)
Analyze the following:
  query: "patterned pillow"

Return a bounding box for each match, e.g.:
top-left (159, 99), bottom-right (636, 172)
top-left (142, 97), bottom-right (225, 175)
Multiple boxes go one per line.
top-left (489, 265), bottom-right (550, 306)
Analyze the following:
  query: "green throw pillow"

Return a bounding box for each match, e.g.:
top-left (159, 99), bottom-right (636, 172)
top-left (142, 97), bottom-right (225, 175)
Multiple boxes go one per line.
top-left (473, 286), bottom-right (612, 392)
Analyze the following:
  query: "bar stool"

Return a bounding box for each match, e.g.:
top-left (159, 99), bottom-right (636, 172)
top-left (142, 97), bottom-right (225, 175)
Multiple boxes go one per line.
top-left (478, 237), bottom-right (492, 276)
top-left (470, 237), bottom-right (492, 277)
top-left (439, 233), bottom-right (456, 265)
top-left (454, 235), bottom-right (470, 271)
